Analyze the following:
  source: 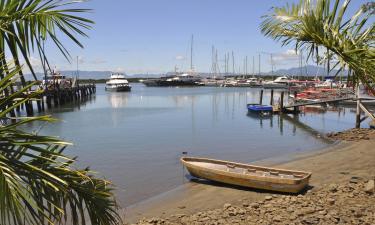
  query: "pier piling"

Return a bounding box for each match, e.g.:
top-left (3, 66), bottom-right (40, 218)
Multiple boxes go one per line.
top-left (280, 92), bottom-right (284, 113)
top-left (270, 89), bottom-right (274, 105)
top-left (259, 90), bottom-right (264, 105)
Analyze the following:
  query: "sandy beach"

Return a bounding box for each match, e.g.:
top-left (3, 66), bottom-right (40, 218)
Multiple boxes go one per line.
top-left (124, 129), bottom-right (375, 224)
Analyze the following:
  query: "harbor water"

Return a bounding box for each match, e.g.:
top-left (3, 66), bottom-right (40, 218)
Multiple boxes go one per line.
top-left (26, 83), bottom-right (369, 206)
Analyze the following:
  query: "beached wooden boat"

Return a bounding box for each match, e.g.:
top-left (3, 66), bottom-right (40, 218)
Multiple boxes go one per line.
top-left (181, 157), bottom-right (311, 193)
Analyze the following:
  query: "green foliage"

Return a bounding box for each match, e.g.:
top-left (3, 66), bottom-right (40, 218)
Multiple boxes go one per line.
top-left (0, 0), bottom-right (94, 81)
top-left (0, 64), bottom-right (122, 225)
top-left (260, 0), bottom-right (375, 92)
top-left (0, 0), bottom-right (122, 224)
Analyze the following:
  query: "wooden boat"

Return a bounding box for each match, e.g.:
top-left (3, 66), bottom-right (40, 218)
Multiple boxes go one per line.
top-left (181, 157), bottom-right (311, 193)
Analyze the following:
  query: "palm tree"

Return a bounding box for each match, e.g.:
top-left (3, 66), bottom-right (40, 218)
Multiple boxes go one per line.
top-left (0, 0), bottom-right (121, 224)
top-left (260, 0), bottom-right (374, 93)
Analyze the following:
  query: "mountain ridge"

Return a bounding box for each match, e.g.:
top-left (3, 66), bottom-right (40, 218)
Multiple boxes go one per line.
top-left (25, 65), bottom-right (346, 80)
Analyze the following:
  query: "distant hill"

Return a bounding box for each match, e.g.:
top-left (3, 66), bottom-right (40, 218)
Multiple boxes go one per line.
top-left (25, 71), bottom-right (162, 80)
top-left (24, 65), bottom-right (347, 80)
top-left (263, 65), bottom-right (347, 77)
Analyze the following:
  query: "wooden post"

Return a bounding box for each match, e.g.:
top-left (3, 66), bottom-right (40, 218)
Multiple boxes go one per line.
top-left (270, 89), bottom-right (274, 106)
top-left (293, 91), bottom-right (298, 114)
top-left (356, 99), bottom-right (361, 128)
top-left (53, 93), bottom-right (59, 106)
top-left (280, 92), bottom-right (284, 113)
top-left (355, 85), bottom-right (361, 128)
top-left (36, 99), bottom-right (42, 113)
top-left (46, 95), bottom-right (52, 108)
top-left (41, 96), bottom-right (45, 111)
top-left (26, 101), bottom-right (34, 116)
top-left (259, 90), bottom-right (263, 105)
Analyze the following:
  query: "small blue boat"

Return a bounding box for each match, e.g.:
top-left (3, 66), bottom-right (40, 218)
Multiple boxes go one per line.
top-left (247, 104), bottom-right (273, 114)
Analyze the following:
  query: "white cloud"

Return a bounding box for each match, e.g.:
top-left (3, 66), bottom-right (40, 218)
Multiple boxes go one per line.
top-left (113, 67), bottom-right (125, 73)
top-left (271, 49), bottom-right (300, 65)
top-left (175, 55), bottom-right (186, 60)
top-left (29, 56), bottom-right (42, 70)
top-left (78, 56), bottom-right (85, 64)
top-left (90, 58), bottom-right (107, 64)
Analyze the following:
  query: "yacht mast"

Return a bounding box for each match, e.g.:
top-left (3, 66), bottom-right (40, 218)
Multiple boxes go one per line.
top-left (232, 51), bottom-right (235, 75)
top-left (258, 54), bottom-right (261, 76)
top-left (190, 35), bottom-right (194, 71)
top-left (252, 56), bottom-right (255, 77)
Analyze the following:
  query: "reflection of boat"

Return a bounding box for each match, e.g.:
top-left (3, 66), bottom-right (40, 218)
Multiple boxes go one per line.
top-left (246, 111), bottom-right (272, 119)
top-left (107, 93), bottom-right (128, 108)
top-left (105, 73), bottom-right (131, 92)
top-left (181, 157), bottom-right (312, 193)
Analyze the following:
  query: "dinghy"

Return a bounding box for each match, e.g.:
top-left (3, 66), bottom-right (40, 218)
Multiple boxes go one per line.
top-left (247, 104), bottom-right (273, 114)
top-left (181, 157), bottom-right (311, 193)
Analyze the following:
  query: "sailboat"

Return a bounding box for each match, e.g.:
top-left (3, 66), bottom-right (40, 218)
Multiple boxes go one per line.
top-left (143, 35), bottom-right (201, 87)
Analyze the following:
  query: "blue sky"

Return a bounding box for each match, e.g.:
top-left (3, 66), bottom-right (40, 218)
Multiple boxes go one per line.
top-left (39, 0), bottom-right (369, 74)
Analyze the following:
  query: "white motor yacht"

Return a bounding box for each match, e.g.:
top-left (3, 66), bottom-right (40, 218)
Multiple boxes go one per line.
top-left (262, 76), bottom-right (291, 89)
top-left (105, 73), bottom-right (131, 92)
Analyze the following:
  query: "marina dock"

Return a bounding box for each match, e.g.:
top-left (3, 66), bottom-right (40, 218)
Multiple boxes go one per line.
top-left (13, 84), bottom-right (96, 116)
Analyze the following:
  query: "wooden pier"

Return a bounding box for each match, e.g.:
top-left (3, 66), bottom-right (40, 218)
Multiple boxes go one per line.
top-left (15, 84), bottom-right (96, 116)
top-left (284, 97), bottom-right (354, 108)
top-left (255, 89), bottom-right (375, 128)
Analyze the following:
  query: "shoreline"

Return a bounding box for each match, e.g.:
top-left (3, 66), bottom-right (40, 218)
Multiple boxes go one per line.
top-left (123, 138), bottom-right (373, 224)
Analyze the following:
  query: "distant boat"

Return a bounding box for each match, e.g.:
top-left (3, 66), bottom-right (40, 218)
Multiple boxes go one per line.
top-left (181, 157), bottom-right (312, 193)
top-left (142, 73), bottom-right (201, 87)
top-left (105, 73), bottom-right (131, 92)
top-left (237, 78), bottom-right (262, 87)
top-left (315, 79), bottom-right (339, 88)
top-left (262, 76), bottom-right (291, 89)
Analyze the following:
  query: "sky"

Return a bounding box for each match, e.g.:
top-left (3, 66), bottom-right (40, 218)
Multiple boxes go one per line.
top-left (37, 0), bottom-right (370, 75)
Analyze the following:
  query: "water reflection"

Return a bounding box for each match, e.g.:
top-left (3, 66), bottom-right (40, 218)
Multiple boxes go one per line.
top-left (107, 92), bottom-right (129, 108)
top-left (26, 84), bottom-right (370, 206)
top-left (246, 104), bottom-right (359, 145)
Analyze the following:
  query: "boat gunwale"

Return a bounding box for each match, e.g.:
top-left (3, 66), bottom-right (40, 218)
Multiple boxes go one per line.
top-left (181, 157), bottom-right (312, 185)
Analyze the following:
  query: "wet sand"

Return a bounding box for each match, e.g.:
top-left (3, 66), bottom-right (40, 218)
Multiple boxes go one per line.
top-left (123, 131), bottom-right (375, 224)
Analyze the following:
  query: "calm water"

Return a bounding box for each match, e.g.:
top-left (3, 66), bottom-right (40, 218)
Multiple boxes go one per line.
top-left (26, 83), bottom-right (368, 206)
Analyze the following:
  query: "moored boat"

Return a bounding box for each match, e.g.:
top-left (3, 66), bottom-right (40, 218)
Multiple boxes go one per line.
top-left (262, 76), bottom-right (291, 89)
top-left (105, 73), bottom-right (131, 92)
top-left (247, 103), bottom-right (273, 115)
top-left (181, 157), bottom-right (312, 193)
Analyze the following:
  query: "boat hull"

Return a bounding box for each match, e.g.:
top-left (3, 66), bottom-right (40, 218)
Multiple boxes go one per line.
top-left (143, 79), bottom-right (200, 87)
top-left (181, 157), bottom-right (311, 193)
top-left (247, 104), bottom-right (273, 115)
top-left (262, 83), bottom-right (288, 89)
top-left (105, 86), bottom-right (131, 92)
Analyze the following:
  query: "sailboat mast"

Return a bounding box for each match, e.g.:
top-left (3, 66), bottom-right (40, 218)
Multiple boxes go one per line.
top-left (190, 35), bottom-right (194, 71)
top-left (246, 56), bottom-right (248, 76)
top-left (270, 54), bottom-right (273, 80)
top-left (258, 54), bottom-right (261, 76)
top-left (253, 56), bottom-right (255, 77)
top-left (232, 51), bottom-right (235, 75)
top-left (76, 56), bottom-right (79, 86)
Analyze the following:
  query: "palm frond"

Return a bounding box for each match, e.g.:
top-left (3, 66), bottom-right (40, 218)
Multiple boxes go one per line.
top-left (260, 0), bottom-right (375, 92)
